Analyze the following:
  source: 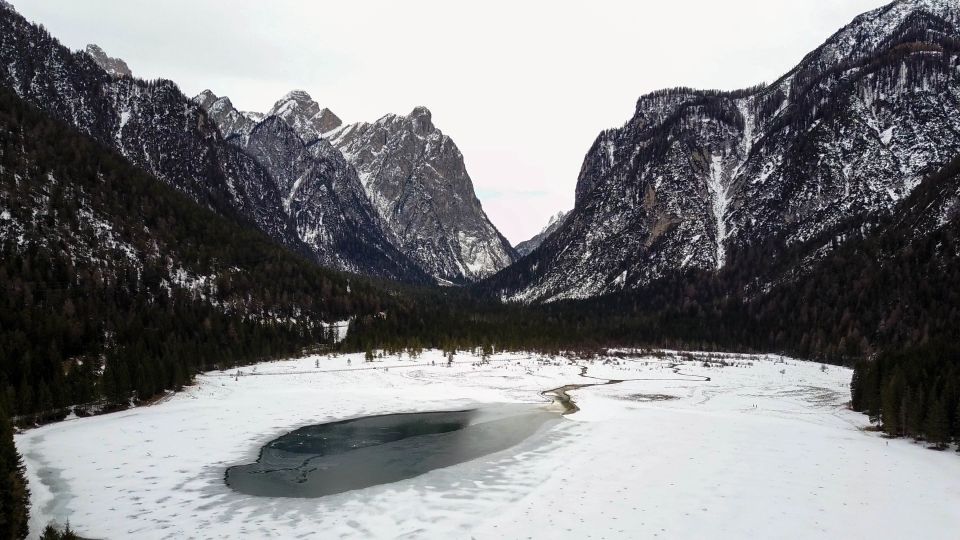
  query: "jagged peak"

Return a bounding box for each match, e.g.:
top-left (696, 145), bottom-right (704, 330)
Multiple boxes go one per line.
top-left (409, 105), bottom-right (432, 119)
top-left (192, 89), bottom-right (219, 108)
top-left (84, 43), bottom-right (132, 78)
top-left (408, 106), bottom-right (434, 135)
top-left (546, 210), bottom-right (568, 226)
top-left (0, 0), bottom-right (12, 11)
top-left (269, 90), bottom-right (320, 118)
top-left (280, 89), bottom-right (314, 103)
top-left (211, 95), bottom-right (236, 112)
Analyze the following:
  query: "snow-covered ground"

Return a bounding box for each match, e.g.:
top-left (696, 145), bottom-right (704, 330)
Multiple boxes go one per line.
top-left (15, 350), bottom-right (960, 539)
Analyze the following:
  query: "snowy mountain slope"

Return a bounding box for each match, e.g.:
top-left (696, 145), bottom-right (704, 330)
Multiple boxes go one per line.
top-left (328, 107), bottom-right (517, 282)
top-left (0, 82), bottom-right (386, 352)
top-left (0, 13), bottom-right (300, 253)
top-left (514, 211), bottom-right (568, 257)
top-left (490, 0), bottom-right (960, 302)
top-left (0, 4), bottom-right (424, 283)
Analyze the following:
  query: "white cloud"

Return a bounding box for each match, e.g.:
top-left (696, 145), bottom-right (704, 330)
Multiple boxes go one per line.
top-left (12, 0), bottom-right (885, 243)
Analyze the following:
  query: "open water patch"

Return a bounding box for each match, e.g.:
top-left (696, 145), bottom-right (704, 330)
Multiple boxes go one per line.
top-left (225, 405), bottom-right (558, 498)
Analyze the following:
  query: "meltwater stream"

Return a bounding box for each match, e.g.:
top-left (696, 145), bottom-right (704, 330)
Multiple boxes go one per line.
top-left (225, 405), bottom-right (560, 498)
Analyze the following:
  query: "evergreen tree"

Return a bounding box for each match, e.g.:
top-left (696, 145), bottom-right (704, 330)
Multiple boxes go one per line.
top-left (40, 523), bottom-right (79, 540)
top-left (924, 398), bottom-right (950, 450)
top-left (0, 405), bottom-right (29, 540)
top-left (881, 376), bottom-right (903, 437)
top-left (955, 398), bottom-right (960, 452)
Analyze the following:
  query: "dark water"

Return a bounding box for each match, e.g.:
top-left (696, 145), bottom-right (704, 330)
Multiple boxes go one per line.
top-left (225, 406), bottom-right (558, 498)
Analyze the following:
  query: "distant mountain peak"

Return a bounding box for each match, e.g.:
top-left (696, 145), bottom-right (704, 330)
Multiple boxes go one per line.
top-left (282, 89), bottom-right (314, 102)
top-left (514, 210), bottom-right (569, 258)
top-left (408, 106), bottom-right (434, 134)
top-left (329, 106), bottom-right (516, 281)
top-left (84, 43), bottom-right (132, 78)
top-left (268, 90), bottom-right (342, 141)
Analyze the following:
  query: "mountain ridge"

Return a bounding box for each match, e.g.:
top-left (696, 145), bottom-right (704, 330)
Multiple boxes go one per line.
top-left (486, 0), bottom-right (960, 302)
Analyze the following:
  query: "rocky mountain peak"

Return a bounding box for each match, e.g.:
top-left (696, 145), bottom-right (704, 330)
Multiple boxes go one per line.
top-left (514, 210), bottom-right (569, 257)
top-left (408, 106), bottom-right (434, 134)
top-left (192, 89), bottom-right (256, 141)
top-left (84, 43), bottom-right (132, 78)
top-left (267, 90), bottom-right (342, 142)
top-left (328, 107), bottom-right (516, 282)
top-left (194, 89), bottom-right (218, 109)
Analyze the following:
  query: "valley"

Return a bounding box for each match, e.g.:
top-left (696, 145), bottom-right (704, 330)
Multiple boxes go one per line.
top-left (1, 0), bottom-right (959, 537)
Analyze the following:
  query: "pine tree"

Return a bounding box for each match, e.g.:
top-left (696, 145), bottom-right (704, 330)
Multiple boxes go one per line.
top-left (955, 398), bottom-right (960, 453)
top-left (924, 398), bottom-right (950, 450)
top-left (881, 376), bottom-right (903, 437)
top-left (0, 405), bottom-right (30, 540)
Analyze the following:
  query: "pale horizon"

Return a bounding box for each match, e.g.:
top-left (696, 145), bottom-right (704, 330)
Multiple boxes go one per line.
top-left (12, 0), bottom-right (885, 243)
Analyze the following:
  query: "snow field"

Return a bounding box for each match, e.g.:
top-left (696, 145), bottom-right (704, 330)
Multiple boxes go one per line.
top-left (16, 350), bottom-right (960, 539)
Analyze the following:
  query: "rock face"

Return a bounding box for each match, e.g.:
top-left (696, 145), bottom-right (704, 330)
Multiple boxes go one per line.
top-left (85, 44), bottom-right (132, 78)
top-left (0, 4), bottom-right (426, 283)
top-left (241, 115), bottom-right (419, 277)
top-left (328, 107), bottom-right (517, 282)
top-left (490, 0), bottom-right (960, 302)
top-left (514, 211), bottom-right (568, 257)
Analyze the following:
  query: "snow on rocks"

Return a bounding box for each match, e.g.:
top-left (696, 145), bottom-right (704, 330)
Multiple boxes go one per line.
top-left (15, 350), bottom-right (960, 539)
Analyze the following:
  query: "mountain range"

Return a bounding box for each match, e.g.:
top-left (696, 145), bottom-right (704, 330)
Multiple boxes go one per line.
top-left (195, 88), bottom-right (516, 284)
top-left (0, 0), bottom-right (956, 309)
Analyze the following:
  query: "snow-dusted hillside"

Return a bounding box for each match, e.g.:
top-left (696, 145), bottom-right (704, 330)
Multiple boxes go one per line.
top-left (16, 350), bottom-right (960, 539)
top-left (493, 0), bottom-right (960, 302)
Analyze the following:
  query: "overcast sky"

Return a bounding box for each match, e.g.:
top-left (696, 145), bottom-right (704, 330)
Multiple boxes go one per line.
top-left (12, 0), bottom-right (885, 243)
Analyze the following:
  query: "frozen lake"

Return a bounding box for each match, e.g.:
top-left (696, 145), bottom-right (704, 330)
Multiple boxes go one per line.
top-left (15, 350), bottom-right (960, 539)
